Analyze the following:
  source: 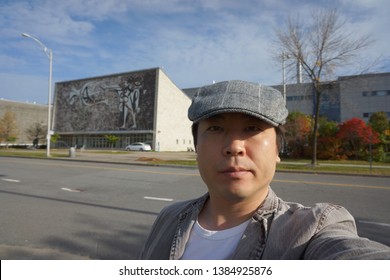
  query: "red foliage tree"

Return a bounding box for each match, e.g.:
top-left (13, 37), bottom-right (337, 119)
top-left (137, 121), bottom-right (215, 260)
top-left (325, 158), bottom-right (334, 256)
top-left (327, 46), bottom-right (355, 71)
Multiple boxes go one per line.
top-left (337, 118), bottom-right (380, 159)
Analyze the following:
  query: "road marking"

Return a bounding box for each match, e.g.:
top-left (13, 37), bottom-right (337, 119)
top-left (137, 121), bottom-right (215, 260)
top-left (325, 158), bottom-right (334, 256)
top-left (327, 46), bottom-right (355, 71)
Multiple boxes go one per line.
top-left (61, 187), bottom-right (82, 193)
top-left (144, 196), bottom-right (174, 202)
top-left (1, 178), bottom-right (20, 183)
top-left (358, 220), bottom-right (390, 227)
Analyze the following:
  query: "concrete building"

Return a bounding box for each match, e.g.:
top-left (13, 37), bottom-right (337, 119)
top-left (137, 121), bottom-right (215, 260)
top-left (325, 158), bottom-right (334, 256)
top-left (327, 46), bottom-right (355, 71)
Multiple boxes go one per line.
top-left (271, 72), bottom-right (390, 123)
top-left (0, 99), bottom-right (47, 145)
top-left (52, 67), bottom-right (193, 151)
top-left (338, 73), bottom-right (390, 122)
top-left (272, 82), bottom-right (341, 122)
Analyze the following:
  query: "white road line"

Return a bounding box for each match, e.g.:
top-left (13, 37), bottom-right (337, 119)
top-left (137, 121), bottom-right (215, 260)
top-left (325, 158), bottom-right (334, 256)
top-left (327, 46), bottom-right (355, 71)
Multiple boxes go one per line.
top-left (1, 178), bottom-right (20, 183)
top-left (144, 196), bottom-right (174, 202)
top-left (61, 187), bottom-right (82, 193)
top-left (358, 220), bottom-right (390, 227)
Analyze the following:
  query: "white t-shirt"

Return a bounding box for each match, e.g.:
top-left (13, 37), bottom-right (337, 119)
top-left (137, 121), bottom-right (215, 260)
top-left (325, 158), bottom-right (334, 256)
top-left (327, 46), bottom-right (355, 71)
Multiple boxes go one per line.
top-left (181, 219), bottom-right (251, 260)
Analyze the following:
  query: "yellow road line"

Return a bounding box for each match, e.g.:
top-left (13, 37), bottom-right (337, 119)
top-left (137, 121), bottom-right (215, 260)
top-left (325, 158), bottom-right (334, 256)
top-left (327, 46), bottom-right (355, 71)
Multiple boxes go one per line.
top-left (273, 179), bottom-right (390, 190)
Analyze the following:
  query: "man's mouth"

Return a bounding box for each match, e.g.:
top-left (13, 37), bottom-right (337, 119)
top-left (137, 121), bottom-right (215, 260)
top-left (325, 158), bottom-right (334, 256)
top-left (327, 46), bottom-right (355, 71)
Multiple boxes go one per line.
top-left (220, 167), bottom-right (251, 178)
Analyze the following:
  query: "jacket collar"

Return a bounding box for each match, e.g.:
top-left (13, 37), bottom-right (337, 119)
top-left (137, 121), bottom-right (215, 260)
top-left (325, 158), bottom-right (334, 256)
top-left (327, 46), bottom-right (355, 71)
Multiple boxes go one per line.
top-left (254, 187), bottom-right (279, 218)
top-left (183, 187), bottom-right (279, 222)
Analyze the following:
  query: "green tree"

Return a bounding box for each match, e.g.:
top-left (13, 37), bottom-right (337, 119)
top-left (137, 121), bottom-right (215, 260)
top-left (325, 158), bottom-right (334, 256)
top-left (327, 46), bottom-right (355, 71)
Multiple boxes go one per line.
top-left (104, 134), bottom-right (120, 150)
top-left (51, 132), bottom-right (61, 145)
top-left (317, 117), bottom-right (341, 159)
top-left (369, 111), bottom-right (389, 134)
top-left (369, 111), bottom-right (390, 161)
top-left (0, 110), bottom-right (18, 148)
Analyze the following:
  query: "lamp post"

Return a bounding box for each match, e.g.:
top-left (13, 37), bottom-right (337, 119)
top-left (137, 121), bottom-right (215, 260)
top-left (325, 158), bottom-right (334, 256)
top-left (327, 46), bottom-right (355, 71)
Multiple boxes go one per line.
top-left (22, 33), bottom-right (53, 157)
top-left (280, 52), bottom-right (290, 103)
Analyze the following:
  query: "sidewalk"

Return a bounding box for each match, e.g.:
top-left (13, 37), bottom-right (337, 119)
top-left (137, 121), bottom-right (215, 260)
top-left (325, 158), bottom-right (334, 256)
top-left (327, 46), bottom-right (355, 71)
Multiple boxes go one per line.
top-left (56, 150), bottom-right (198, 166)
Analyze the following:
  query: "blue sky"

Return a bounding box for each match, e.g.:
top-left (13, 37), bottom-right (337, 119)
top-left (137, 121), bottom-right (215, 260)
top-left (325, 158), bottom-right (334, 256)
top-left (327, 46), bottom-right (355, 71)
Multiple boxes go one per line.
top-left (1, 0), bottom-right (389, 104)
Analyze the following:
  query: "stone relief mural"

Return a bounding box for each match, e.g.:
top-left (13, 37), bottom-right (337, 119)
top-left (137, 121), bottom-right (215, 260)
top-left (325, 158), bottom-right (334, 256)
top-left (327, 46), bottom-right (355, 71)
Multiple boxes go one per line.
top-left (54, 70), bottom-right (156, 132)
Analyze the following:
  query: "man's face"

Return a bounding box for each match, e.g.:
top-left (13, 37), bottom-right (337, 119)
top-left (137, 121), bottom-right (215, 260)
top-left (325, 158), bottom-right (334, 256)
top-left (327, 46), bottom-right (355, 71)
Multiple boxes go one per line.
top-left (196, 113), bottom-right (280, 204)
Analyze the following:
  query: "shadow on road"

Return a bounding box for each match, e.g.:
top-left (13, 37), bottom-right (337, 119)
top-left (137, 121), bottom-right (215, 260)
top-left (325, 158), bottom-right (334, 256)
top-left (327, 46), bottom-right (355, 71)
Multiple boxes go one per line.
top-left (0, 189), bottom-right (159, 216)
top-left (0, 189), bottom-right (156, 260)
top-left (356, 218), bottom-right (390, 247)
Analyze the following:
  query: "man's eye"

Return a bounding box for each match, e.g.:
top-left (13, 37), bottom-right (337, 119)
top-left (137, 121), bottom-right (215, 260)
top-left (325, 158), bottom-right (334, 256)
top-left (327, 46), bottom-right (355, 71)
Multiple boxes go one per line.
top-left (207, 126), bottom-right (223, 132)
top-left (245, 126), bottom-right (262, 132)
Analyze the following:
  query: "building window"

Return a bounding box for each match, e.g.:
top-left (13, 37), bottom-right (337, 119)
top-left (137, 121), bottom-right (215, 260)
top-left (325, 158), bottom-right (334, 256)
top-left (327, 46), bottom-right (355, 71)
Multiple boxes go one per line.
top-left (287, 95), bottom-right (306, 101)
top-left (363, 113), bottom-right (370, 118)
top-left (363, 90), bottom-right (389, 97)
top-left (122, 133), bottom-right (153, 146)
top-left (376, 90), bottom-right (387, 96)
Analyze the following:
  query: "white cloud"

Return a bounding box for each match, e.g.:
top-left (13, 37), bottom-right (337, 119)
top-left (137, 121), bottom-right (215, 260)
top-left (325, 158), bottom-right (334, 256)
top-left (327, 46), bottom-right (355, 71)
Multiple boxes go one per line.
top-left (0, 0), bottom-right (389, 103)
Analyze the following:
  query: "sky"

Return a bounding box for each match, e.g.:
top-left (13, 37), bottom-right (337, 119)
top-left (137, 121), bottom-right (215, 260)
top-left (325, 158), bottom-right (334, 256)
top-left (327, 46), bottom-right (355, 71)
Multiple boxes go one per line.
top-left (1, 0), bottom-right (389, 105)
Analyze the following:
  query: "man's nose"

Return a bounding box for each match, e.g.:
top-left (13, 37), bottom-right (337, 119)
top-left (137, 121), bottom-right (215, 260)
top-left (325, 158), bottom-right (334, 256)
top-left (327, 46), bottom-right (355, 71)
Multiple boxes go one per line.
top-left (222, 133), bottom-right (245, 156)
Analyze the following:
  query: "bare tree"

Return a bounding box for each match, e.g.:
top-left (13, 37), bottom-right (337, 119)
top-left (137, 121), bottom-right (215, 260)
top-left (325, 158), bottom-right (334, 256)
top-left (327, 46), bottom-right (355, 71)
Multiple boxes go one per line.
top-left (274, 8), bottom-right (374, 166)
top-left (25, 122), bottom-right (47, 148)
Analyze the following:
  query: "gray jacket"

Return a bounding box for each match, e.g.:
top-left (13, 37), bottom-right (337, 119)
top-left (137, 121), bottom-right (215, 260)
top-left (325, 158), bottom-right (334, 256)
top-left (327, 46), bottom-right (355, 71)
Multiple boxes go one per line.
top-left (140, 188), bottom-right (390, 259)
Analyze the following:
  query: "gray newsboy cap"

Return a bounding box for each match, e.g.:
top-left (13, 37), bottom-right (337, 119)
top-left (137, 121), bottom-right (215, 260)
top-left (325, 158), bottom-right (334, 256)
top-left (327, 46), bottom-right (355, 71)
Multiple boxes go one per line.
top-left (188, 80), bottom-right (288, 126)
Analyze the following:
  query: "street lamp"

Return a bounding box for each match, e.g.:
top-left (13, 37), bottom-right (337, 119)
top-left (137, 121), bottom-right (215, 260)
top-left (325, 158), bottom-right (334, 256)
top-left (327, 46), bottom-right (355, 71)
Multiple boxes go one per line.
top-left (22, 33), bottom-right (53, 157)
top-left (280, 52), bottom-right (290, 103)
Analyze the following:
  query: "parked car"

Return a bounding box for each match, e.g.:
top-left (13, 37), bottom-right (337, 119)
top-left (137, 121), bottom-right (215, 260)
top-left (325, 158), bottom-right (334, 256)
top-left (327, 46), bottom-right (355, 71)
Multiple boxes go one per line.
top-left (125, 142), bottom-right (151, 151)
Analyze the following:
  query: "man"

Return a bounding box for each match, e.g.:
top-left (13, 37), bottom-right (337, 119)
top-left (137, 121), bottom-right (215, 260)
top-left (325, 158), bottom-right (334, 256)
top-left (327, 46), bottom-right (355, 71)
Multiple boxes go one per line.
top-left (140, 80), bottom-right (390, 259)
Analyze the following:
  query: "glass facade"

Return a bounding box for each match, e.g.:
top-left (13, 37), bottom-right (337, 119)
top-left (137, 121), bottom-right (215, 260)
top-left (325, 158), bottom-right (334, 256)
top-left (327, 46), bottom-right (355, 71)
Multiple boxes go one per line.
top-left (53, 133), bottom-right (154, 150)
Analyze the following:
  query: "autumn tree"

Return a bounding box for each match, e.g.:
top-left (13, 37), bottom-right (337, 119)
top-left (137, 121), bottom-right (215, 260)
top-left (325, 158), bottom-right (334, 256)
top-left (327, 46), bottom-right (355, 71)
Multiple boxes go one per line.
top-left (25, 122), bottom-right (47, 148)
top-left (284, 112), bottom-right (312, 158)
top-left (0, 110), bottom-right (18, 148)
top-left (274, 8), bottom-right (374, 165)
top-left (337, 118), bottom-right (380, 160)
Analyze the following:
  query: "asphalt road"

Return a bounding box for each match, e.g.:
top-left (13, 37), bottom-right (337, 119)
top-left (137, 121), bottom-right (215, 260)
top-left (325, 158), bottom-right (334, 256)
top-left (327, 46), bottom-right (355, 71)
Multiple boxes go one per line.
top-left (0, 157), bottom-right (389, 259)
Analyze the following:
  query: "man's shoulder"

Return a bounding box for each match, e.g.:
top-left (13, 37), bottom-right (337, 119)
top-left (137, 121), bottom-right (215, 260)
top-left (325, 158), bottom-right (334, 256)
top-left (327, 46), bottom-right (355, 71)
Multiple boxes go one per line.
top-left (275, 198), bottom-right (355, 232)
top-left (280, 199), bottom-right (352, 218)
